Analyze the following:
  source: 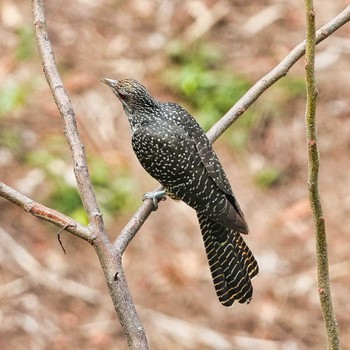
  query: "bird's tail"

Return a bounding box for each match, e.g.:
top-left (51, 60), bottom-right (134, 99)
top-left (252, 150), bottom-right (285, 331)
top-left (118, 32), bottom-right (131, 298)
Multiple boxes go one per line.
top-left (197, 213), bottom-right (259, 307)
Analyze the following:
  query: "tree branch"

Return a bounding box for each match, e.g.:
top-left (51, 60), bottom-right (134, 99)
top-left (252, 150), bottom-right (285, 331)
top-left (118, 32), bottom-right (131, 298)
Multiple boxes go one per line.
top-left (304, 1), bottom-right (340, 349)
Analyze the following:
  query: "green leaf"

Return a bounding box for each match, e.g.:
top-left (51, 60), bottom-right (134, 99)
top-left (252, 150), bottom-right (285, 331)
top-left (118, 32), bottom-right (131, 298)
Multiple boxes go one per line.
top-left (254, 166), bottom-right (281, 188)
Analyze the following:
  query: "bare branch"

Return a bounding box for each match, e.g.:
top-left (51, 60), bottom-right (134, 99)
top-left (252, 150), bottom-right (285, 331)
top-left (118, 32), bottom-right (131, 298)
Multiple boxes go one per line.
top-left (304, 1), bottom-right (340, 348)
top-left (0, 182), bottom-right (92, 240)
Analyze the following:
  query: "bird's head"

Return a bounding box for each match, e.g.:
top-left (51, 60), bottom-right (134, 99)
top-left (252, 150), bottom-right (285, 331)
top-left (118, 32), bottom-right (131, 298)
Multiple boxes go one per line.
top-left (101, 78), bottom-right (158, 116)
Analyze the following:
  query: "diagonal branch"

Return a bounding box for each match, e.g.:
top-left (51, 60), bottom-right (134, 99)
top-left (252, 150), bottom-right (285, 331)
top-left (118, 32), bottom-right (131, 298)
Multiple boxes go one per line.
top-left (115, 5), bottom-right (350, 250)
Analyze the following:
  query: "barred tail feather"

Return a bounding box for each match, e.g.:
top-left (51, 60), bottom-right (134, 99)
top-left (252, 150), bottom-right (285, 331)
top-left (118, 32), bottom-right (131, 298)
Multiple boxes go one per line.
top-left (197, 214), bottom-right (259, 307)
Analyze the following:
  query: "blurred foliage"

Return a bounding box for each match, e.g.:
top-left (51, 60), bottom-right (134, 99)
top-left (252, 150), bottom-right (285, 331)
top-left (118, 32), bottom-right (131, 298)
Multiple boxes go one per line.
top-left (88, 157), bottom-right (139, 217)
top-left (0, 83), bottom-right (30, 118)
top-left (25, 145), bottom-right (87, 223)
top-left (26, 136), bottom-right (139, 224)
top-left (253, 166), bottom-right (282, 188)
top-left (50, 183), bottom-right (88, 225)
top-left (279, 76), bottom-right (305, 98)
top-left (0, 128), bottom-right (22, 153)
top-left (259, 76), bottom-right (305, 117)
top-left (0, 26), bottom-right (36, 118)
top-left (225, 110), bottom-right (259, 150)
top-left (15, 26), bottom-right (35, 61)
top-left (164, 41), bottom-right (257, 150)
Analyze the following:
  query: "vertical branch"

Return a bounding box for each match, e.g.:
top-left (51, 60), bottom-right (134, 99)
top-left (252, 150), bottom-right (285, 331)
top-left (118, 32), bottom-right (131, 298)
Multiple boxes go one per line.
top-left (304, 1), bottom-right (340, 349)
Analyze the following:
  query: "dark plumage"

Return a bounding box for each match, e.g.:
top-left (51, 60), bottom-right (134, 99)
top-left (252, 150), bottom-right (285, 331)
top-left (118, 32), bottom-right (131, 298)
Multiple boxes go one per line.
top-left (102, 78), bottom-right (258, 306)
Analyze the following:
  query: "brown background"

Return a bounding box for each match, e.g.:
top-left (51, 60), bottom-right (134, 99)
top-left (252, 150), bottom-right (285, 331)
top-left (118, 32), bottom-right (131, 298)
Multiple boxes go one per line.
top-left (1, 1), bottom-right (350, 349)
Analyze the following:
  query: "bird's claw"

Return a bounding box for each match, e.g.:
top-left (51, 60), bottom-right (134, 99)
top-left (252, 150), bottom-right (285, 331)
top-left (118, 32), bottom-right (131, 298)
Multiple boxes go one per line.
top-left (143, 190), bottom-right (167, 210)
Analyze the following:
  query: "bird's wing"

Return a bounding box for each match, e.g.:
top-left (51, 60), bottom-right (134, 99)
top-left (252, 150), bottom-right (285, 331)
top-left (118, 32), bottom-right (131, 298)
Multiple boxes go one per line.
top-left (167, 103), bottom-right (247, 222)
top-left (170, 104), bottom-right (233, 195)
top-left (192, 128), bottom-right (233, 195)
top-left (192, 127), bottom-right (248, 228)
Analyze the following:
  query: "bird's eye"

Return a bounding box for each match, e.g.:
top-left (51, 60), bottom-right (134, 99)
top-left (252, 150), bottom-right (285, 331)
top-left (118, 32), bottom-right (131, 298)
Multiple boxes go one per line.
top-left (118, 91), bottom-right (127, 100)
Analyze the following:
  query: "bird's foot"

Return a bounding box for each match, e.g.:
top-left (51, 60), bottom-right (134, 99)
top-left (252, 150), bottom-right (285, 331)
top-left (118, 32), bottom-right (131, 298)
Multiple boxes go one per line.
top-left (143, 190), bottom-right (167, 210)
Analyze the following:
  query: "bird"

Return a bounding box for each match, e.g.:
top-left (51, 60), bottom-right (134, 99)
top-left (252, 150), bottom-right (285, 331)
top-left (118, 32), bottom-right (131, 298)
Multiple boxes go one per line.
top-left (102, 77), bottom-right (259, 307)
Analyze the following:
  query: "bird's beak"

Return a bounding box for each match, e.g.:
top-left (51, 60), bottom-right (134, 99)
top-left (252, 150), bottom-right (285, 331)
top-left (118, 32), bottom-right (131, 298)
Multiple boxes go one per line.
top-left (101, 78), bottom-right (119, 87)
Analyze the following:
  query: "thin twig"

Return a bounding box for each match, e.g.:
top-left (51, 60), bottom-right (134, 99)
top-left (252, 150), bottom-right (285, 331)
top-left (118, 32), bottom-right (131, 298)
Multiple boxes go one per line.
top-left (304, 1), bottom-right (340, 349)
top-left (57, 225), bottom-right (69, 254)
